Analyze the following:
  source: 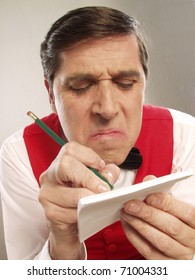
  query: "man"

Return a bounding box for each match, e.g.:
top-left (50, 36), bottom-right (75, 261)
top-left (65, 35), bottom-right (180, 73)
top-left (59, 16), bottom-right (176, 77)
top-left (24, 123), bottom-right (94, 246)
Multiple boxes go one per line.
top-left (0, 6), bottom-right (195, 260)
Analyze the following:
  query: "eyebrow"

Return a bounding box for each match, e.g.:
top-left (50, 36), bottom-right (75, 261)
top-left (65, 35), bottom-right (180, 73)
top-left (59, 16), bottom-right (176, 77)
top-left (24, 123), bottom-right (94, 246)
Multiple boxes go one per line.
top-left (112, 70), bottom-right (141, 79)
top-left (63, 70), bottom-right (141, 86)
top-left (65, 73), bottom-right (96, 84)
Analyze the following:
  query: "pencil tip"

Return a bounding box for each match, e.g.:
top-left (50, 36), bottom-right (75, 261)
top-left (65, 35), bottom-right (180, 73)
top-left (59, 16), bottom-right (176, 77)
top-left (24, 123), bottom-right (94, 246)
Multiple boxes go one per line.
top-left (27, 111), bottom-right (37, 120)
top-left (27, 111), bottom-right (32, 116)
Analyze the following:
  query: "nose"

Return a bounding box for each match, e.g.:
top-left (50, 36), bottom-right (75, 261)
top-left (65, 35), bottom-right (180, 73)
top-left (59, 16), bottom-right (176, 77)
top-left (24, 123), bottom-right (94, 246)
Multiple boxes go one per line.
top-left (91, 81), bottom-right (119, 120)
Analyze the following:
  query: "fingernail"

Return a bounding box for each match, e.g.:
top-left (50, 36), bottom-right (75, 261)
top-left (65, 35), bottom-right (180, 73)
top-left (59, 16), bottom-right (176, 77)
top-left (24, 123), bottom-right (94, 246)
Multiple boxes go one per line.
top-left (98, 185), bottom-right (109, 193)
top-left (103, 171), bottom-right (113, 181)
top-left (150, 196), bottom-right (161, 206)
top-left (127, 202), bottom-right (141, 213)
top-left (99, 160), bottom-right (106, 169)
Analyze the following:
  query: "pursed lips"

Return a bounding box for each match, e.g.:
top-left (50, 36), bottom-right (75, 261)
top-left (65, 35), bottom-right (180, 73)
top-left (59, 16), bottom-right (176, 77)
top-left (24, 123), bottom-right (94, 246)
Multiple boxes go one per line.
top-left (89, 129), bottom-right (126, 140)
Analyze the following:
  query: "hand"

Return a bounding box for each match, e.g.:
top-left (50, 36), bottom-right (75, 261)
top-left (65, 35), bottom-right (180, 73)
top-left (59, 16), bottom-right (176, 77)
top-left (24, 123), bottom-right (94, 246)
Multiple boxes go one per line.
top-left (121, 178), bottom-right (195, 259)
top-left (39, 141), bottom-right (120, 259)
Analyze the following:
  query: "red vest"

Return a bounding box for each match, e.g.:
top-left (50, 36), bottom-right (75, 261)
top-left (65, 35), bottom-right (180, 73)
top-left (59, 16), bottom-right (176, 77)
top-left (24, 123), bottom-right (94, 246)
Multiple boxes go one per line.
top-left (24, 105), bottom-right (173, 259)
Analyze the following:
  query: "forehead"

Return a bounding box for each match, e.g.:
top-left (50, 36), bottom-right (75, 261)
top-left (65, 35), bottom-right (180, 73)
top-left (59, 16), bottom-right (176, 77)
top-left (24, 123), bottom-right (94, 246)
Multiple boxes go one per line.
top-left (57, 35), bottom-right (143, 78)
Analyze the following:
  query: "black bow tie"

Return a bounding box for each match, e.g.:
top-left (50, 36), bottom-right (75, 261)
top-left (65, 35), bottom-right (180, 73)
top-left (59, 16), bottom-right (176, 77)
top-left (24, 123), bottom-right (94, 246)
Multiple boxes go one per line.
top-left (119, 147), bottom-right (142, 170)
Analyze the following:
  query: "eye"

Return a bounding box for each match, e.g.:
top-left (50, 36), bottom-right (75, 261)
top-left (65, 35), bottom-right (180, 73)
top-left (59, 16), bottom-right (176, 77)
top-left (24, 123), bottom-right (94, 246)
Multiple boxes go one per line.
top-left (114, 78), bottom-right (135, 90)
top-left (69, 80), bottom-right (94, 94)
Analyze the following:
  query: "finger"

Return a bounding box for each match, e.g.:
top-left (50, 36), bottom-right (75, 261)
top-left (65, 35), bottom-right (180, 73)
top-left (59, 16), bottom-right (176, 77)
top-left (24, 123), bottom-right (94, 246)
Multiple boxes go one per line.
top-left (142, 175), bottom-right (156, 182)
top-left (121, 219), bottom-right (172, 260)
top-left (62, 141), bottom-right (106, 171)
top-left (123, 199), bottom-right (195, 249)
top-left (39, 185), bottom-right (93, 208)
top-left (43, 203), bottom-right (78, 226)
top-left (100, 164), bottom-right (120, 185)
top-left (145, 192), bottom-right (195, 229)
top-left (121, 210), bottom-right (193, 259)
top-left (40, 155), bottom-right (111, 193)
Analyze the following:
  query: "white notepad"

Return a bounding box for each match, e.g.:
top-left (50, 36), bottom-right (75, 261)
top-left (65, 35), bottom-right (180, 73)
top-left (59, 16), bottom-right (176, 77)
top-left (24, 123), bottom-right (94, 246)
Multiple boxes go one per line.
top-left (78, 169), bottom-right (193, 242)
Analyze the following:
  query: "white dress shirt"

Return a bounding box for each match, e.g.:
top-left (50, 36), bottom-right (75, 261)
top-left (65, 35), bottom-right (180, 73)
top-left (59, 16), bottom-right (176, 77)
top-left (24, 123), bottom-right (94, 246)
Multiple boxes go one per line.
top-left (0, 109), bottom-right (195, 259)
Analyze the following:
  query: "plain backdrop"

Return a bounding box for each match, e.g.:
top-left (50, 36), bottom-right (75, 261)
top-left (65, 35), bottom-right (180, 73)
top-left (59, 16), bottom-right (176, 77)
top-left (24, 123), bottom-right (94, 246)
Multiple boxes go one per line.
top-left (0, 0), bottom-right (195, 260)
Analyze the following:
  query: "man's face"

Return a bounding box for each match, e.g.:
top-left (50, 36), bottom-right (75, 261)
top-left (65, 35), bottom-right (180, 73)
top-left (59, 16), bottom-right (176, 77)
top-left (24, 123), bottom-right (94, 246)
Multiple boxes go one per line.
top-left (50, 35), bottom-right (146, 165)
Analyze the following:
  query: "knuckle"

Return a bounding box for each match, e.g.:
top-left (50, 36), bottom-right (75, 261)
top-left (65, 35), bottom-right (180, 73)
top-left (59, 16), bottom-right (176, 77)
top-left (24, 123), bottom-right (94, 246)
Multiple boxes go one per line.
top-left (186, 207), bottom-right (195, 226)
top-left (44, 206), bottom-right (57, 222)
top-left (167, 220), bottom-right (182, 236)
top-left (63, 141), bottom-right (101, 169)
top-left (64, 141), bottom-right (77, 156)
top-left (162, 193), bottom-right (174, 211)
top-left (38, 191), bottom-right (43, 204)
top-left (86, 147), bottom-right (93, 154)
top-left (141, 244), bottom-right (153, 259)
top-left (72, 190), bottom-right (83, 206)
top-left (54, 223), bottom-right (68, 232)
top-left (85, 147), bottom-right (101, 166)
top-left (57, 155), bottom-right (73, 181)
top-left (83, 170), bottom-right (102, 192)
top-left (157, 235), bottom-right (173, 253)
top-left (135, 220), bottom-right (149, 234)
top-left (38, 188), bottom-right (47, 205)
top-left (39, 166), bottom-right (51, 186)
top-left (84, 171), bottom-right (95, 187)
top-left (60, 155), bottom-right (72, 170)
top-left (39, 171), bottom-right (46, 186)
top-left (143, 208), bottom-right (155, 222)
top-left (87, 153), bottom-right (97, 165)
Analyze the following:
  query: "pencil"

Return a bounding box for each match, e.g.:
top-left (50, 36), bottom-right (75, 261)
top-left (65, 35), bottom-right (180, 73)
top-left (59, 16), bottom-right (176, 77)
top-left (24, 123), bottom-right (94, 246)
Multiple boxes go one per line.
top-left (27, 111), bottom-right (65, 146)
top-left (27, 111), bottom-right (114, 190)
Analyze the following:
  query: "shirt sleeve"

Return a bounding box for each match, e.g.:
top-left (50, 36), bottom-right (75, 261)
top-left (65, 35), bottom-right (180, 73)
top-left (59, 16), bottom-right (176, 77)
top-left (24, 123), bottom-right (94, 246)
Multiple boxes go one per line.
top-left (170, 109), bottom-right (195, 205)
top-left (0, 130), bottom-right (87, 260)
top-left (0, 130), bottom-right (50, 259)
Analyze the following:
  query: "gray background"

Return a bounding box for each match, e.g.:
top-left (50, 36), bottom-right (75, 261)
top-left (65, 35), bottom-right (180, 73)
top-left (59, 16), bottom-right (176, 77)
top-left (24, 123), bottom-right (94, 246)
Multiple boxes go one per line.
top-left (0, 0), bottom-right (195, 259)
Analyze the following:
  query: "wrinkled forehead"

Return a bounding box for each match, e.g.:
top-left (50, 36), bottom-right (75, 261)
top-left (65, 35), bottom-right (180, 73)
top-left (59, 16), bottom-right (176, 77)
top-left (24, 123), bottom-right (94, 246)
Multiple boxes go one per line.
top-left (56, 35), bottom-right (143, 77)
top-left (59, 34), bottom-right (139, 56)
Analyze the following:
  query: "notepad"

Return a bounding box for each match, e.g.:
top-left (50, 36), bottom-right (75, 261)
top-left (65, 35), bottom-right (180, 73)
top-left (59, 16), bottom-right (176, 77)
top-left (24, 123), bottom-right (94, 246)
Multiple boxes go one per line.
top-left (78, 169), bottom-right (193, 242)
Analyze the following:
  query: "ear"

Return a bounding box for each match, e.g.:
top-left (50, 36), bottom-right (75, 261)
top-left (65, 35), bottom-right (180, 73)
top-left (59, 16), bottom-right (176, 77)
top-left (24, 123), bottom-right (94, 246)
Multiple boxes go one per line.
top-left (44, 79), bottom-right (57, 113)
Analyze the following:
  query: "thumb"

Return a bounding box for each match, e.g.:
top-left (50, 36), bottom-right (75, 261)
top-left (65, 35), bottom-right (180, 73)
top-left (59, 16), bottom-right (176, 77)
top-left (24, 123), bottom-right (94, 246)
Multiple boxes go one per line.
top-left (142, 174), bottom-right (157, 182)
top-left (100, 164), bottom-right (120, 185)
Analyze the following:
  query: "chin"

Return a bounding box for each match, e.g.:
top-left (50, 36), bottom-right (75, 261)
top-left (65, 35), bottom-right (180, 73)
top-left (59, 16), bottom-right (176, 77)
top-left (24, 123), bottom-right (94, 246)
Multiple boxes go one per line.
top-left (98, 149), bottom-right (128, 166)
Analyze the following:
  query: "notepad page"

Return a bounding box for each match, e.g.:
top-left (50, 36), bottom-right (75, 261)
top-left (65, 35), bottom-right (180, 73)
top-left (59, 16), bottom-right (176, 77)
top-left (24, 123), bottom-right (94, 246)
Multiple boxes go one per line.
top-left (78, 169), bottom-right (193, 242)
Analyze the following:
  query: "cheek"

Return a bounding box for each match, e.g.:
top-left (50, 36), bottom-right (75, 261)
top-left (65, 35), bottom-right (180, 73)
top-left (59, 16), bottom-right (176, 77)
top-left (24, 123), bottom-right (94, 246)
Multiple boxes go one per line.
top-left (125, 97), bottom-right (143, 141)
top-left (55, 98), bottom-right (87, 142)
top-left (59, 110), bottom-right (80, 141)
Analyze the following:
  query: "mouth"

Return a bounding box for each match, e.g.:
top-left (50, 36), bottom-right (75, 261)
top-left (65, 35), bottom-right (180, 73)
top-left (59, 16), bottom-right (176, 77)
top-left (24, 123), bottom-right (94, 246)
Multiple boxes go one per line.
top-left (89, 129), bottom-right (125, 141)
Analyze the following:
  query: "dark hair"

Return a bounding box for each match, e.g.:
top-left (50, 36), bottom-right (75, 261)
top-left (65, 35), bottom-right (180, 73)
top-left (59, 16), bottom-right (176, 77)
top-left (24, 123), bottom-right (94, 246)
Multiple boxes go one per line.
top-left (40, 6), bottom-right (148, 86)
